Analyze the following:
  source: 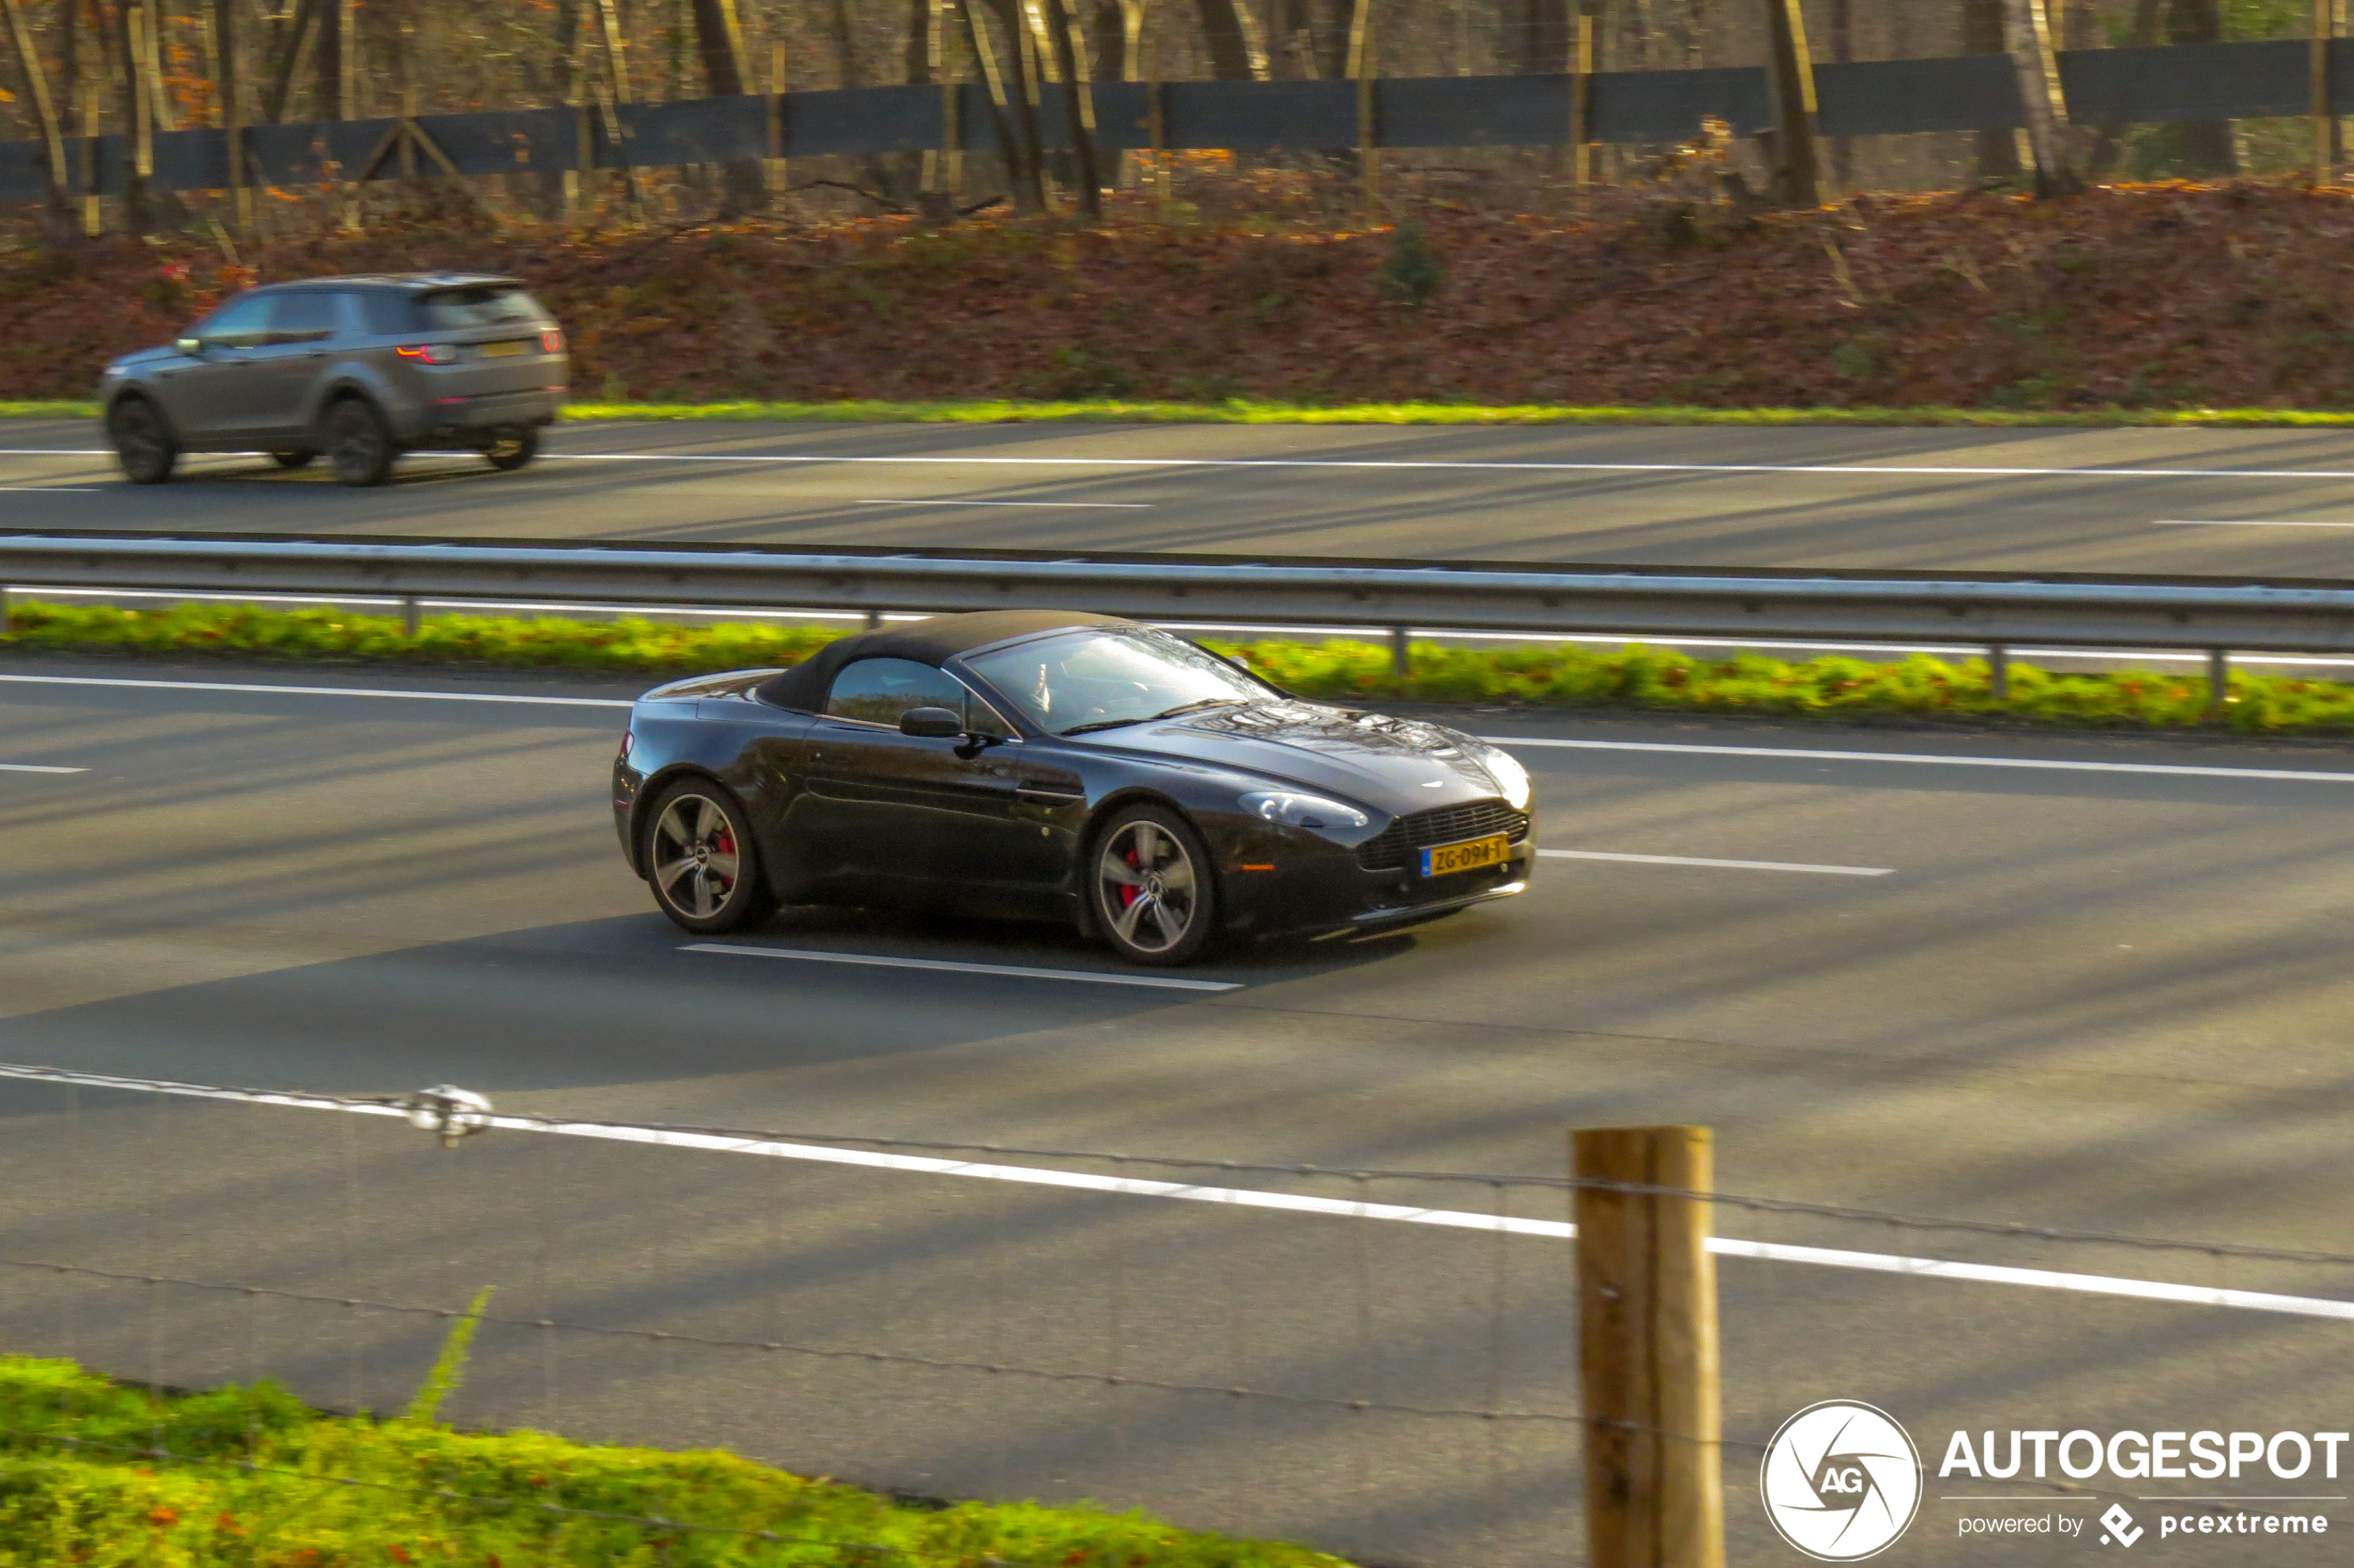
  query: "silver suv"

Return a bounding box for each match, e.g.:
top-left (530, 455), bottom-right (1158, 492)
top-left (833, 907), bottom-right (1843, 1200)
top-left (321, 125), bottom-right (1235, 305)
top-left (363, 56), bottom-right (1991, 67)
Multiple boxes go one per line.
top-left (99, 272), bottom-right (568, 487)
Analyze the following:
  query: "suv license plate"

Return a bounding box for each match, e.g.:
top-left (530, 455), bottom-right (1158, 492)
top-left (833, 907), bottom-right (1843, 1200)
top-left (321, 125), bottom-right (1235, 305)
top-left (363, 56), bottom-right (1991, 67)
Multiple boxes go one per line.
top-left (478, 340), bottom-right (533, 358)
top-left (1422, 834), bottom-right (1510, 878)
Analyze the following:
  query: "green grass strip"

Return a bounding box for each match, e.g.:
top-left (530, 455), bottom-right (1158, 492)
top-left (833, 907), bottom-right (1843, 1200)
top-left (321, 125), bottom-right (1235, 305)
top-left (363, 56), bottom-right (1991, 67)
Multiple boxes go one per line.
top-left (9, 599), bottom-right (2353, 735)
top-left (20, 398), bottom-right (2354, 427)
top-left (0, 1355), bottom-right (1341, 1566)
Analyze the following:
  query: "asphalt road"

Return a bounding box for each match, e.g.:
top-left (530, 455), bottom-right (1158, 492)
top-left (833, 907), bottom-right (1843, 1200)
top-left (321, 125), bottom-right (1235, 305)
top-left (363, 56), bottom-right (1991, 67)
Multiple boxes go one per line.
top-left (16, 419), bottom-right (2354, 575)
top-left (4, 657), bottom-right (2353, 1565)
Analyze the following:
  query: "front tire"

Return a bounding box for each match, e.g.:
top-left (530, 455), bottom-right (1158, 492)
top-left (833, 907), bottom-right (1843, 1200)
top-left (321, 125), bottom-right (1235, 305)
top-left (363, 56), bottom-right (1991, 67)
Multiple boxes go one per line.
top-left (483, 426), bottom-right (539, 472)
top-left (1089, 803), bottom-right (1218, 967)
top-left (324, 398), bottom-right (396, 487)
top-left (107, 397), bottom-right (178, 484)
top-left (640, 779), bottom-right (777, 935)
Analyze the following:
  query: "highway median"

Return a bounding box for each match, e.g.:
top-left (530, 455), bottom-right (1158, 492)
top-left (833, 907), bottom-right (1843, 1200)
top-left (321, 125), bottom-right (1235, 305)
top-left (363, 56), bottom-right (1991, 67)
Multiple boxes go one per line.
top-left (8, 599), bottom-right (2352, 736)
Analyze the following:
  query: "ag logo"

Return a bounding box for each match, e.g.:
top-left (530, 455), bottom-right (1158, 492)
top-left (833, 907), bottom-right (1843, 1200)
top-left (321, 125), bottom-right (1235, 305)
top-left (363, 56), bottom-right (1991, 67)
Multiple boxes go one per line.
top-left (1760, 1400), bottom-right (1923, 1562)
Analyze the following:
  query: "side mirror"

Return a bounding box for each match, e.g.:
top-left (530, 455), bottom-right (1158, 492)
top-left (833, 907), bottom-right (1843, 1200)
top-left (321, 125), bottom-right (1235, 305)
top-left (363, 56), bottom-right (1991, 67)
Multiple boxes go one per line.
top-left (898, 706), bottom-right (965, 739)
top-left (175, 336), bottom-right (204, 355)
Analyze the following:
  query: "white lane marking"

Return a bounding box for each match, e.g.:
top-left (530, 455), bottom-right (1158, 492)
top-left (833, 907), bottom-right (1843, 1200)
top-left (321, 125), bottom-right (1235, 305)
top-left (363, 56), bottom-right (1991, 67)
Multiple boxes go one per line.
top-left (2154, 518), bottom-right (2354, 527)
top-left (1487, 735), bottom-right (2354, 784)
top-left (0, 762), bottom-right (85, 774)
top-left (685, 942), bottom-right (1241, 992)
top-left (524, 452), bottom-right (2354, 482)
top-left (0, 673), bottom-right (632, 708)
top-left (17, 445), bottom-right (2354, 480)
top-left (0, 486), bottom-right (97, 493)
top-left (0, 1060), bottom-right (2344, 1321)
top-left (1538, 848), bottom-right (1892, 876)
top-left (854, 499), bottom-right (1152, 509)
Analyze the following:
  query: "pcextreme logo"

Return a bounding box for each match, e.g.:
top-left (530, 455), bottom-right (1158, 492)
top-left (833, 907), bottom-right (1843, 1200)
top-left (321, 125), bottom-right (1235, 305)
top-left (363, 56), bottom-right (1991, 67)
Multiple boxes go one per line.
top-left (1761, 1400), bottom-right (1925, 1562)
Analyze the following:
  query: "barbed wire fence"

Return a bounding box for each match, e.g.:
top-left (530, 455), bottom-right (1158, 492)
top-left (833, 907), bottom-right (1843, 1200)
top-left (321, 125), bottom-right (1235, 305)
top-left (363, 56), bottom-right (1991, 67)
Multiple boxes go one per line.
top-left (2, 1061), bottom-right (2350, 1565)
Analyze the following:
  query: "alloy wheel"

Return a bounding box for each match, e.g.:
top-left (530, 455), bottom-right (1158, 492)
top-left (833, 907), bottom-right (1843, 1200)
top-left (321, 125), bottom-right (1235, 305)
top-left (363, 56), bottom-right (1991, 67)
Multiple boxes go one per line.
top-left (108, 400), bottom-right (175, 484)
top-left (327, 400), bottom-right (393, 487)
top-left (1096, 819), bottom-right (1200, 956)
top-left (651, 792), bottom-right (742, 920)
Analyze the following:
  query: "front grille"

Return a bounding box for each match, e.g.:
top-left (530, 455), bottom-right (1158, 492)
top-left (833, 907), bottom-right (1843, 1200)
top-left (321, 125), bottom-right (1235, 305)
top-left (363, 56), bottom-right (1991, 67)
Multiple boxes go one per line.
top-left (1356, 799), bottom-right (1530, 872)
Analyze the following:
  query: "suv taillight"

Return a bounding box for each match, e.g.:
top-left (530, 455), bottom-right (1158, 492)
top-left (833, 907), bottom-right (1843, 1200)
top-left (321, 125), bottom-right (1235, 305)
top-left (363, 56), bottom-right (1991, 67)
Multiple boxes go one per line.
top-left (540, 328), bottom-right (564, 353)
top-left (395, 343), bottom-right (457, 364)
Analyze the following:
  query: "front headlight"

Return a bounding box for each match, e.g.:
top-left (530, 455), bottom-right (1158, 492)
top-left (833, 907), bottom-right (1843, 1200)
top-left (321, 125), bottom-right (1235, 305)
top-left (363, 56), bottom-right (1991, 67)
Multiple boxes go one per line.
top-left (1241, 790), bottom-right (1370, 829)
top-left (1481, 747), bottom-right (1532, 809)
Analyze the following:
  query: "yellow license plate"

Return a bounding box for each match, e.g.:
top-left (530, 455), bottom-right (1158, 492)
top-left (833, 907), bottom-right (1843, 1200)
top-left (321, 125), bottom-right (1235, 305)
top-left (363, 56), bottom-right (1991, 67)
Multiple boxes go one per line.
top-left (479, 339), bottom-right (533, 358)
top-left (1421, 833), bottom-right (1511, 878)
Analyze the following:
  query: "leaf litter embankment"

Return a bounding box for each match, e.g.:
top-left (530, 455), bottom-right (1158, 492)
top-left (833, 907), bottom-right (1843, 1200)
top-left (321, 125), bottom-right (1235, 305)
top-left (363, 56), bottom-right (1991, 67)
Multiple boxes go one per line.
top-left (5, 181), bottom-right (2353, 412)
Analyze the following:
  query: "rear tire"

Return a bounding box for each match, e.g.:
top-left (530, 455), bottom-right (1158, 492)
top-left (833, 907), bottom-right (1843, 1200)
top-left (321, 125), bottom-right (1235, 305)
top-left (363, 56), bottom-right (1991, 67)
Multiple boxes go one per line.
top-left (269, 449), bottom-right (317, 471)
top-left (107, 397), bottom-right (177, 484)
top-left (1089, 803), bottom-right (1219, 967)
top-left (639, 779), bottom-right (777, 936)
top-left (324, 398), bottom-right (395, 487)
top-left (482, 426), bottom-right (539, 473)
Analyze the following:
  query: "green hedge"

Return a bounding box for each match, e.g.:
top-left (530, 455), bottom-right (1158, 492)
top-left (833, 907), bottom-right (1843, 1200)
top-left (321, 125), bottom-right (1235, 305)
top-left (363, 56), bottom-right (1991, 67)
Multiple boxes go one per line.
top-left (6, 598), bottom-right (2352, 733)
top-left (0, 1356), bottom-right (1344, 1567)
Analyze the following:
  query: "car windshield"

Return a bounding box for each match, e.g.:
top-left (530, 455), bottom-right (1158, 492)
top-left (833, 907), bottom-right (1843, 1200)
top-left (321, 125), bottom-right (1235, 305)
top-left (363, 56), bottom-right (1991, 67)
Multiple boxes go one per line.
top-left (414, 285), bottom-right (549, 330)
top-left (965, 628), bottom-right (1262, 737)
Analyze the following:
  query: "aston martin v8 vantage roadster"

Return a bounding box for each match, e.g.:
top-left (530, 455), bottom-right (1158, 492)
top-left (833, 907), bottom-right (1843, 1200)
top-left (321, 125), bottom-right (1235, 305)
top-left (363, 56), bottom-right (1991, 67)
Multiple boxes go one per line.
top-left (612, 611), bottom-right (1534, 965)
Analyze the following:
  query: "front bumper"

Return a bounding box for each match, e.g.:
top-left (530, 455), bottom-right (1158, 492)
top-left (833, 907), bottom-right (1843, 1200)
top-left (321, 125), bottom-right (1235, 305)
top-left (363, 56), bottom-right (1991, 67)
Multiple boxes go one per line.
top-left (1211, 822), bottom-right (1536, 939)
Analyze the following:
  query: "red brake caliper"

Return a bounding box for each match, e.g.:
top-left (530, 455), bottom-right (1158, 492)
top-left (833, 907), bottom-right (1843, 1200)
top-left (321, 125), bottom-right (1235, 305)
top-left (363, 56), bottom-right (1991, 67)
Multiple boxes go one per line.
top-left (1120, 842), bottom-right (1141, 909)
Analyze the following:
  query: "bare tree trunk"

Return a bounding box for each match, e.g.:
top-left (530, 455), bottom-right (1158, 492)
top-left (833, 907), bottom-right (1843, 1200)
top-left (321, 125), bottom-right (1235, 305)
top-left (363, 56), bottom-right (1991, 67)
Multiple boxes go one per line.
top-left (981, 0), bottom-right (1047, 209)
top-left (1040, 0), bottom-right (1098, 213)
top-left (317, 0), bottom-right (341, 123)
top-left (825, 0), bottom-right (861, 84)
top-left (1512, 0), bottom-right (1567, 72)
top-left (2165, 0), bottom-right (2236, 173)
top-left (1961, 0), bottom-right (2022, 180)
top-left (1827, 0), bottom-right (1853, 187)
top-left (690, 0), bottom-right (767, 212)
top-left (1194, 0), bottom-right (1254, 79)
top-left (962, 0), bottom-right (1033, 207)
top-left (259, 0), bottom-right (318, 122)
top-left (1087, 0), bottom-right (1124, 81)
top-left (0, 0), bottom-right (71, 229)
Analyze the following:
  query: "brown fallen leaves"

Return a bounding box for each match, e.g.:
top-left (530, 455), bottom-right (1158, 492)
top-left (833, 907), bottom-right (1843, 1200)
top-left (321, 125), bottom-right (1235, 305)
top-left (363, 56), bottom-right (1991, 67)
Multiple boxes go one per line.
top-left (8, 178), bottom-right (2354, 411)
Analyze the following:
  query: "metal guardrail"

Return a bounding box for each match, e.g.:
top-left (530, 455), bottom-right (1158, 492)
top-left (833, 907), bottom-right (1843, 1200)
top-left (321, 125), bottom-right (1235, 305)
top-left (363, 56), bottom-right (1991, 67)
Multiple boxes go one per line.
top-left (7, 529), bottom-right (2354, 694)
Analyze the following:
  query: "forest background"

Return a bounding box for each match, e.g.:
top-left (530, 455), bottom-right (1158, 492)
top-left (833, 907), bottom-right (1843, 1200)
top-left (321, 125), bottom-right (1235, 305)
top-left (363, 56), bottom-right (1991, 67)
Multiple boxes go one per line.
top-left (1, 0), bottom-right (2348, 411)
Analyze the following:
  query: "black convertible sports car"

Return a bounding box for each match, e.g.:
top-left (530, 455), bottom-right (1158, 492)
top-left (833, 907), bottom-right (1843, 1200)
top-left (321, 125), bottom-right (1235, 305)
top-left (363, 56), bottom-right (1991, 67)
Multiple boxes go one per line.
top-left (612, 611), bottom-right (1534, 965)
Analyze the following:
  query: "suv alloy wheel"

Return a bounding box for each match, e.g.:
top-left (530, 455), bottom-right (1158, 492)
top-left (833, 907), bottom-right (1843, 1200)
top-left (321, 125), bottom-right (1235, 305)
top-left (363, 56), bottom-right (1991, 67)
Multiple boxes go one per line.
top-left (324, 398), bottom-right (395, 487)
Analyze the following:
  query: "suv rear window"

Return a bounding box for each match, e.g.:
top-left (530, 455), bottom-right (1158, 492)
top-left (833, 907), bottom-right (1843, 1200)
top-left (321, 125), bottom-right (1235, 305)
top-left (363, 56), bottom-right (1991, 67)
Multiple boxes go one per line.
top-left (412, 285), bottom-right (551, 331)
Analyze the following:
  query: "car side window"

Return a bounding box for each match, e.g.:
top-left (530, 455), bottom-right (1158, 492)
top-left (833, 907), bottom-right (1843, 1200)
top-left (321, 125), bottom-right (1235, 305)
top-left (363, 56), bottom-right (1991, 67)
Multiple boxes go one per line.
top-left (357, 292), bottom-right (414, 336)
top-left (192, 294), bottom-right (274, 348)
top-left (266, 292), bottom-right (343, 345)
top-left (825, 659), bottom-right (973, 727)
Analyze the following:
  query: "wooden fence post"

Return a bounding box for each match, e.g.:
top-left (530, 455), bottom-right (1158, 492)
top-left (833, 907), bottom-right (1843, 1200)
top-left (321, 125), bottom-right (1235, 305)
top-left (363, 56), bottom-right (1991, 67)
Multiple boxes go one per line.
top-left (1576, 1124), bottom-right (1726, 1568)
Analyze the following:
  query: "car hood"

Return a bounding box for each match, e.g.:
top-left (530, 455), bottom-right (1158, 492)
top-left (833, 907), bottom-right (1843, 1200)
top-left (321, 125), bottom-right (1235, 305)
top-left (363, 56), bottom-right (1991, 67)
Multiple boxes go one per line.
top-left (109, 345), bottom-right (182, 371)
top-left (1081, 701), bottom-right (1512, 816)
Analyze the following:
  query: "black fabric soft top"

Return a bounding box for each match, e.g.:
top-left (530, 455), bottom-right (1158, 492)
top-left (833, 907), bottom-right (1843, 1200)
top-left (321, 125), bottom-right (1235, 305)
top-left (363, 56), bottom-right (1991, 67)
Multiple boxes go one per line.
top-left (755, 610), bottom-right (1133, 712)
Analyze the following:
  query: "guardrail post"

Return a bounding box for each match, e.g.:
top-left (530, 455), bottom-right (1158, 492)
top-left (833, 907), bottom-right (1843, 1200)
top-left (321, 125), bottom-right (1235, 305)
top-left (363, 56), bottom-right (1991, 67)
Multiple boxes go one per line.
top-left (865, 610), bottom-right (884, 630)
top-left (1576, 1124), bottom-right (1726, 1568)
top-left (401, 597), bottom-right (422, 638)
top-left (1389, 626), bottom-right (1411, 677)
top-left (1987, 644), bottom-right (2008, 700)
top-left (2207, 648), bottom-right (2231, 719)
top-left (0, 583), bottom-right (11, 634)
